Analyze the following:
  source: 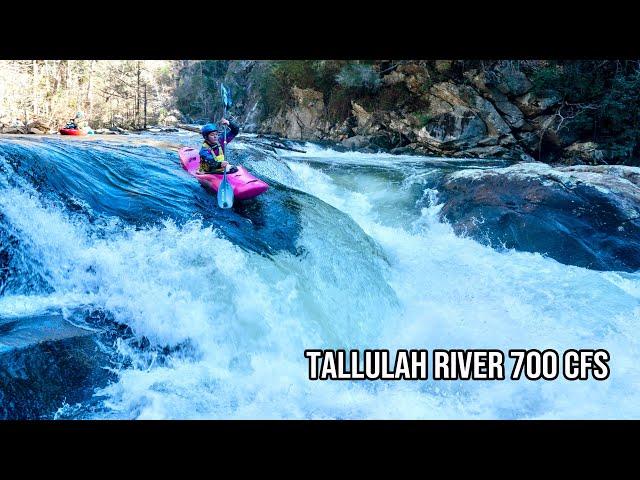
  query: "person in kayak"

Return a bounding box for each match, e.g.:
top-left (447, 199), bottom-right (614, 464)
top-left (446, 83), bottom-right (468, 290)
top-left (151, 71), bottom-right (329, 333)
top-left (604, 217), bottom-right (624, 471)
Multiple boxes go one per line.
top-left (65, 111), bottom-right (86, 130)
top-left (198, 119), bottom-right (239, 174)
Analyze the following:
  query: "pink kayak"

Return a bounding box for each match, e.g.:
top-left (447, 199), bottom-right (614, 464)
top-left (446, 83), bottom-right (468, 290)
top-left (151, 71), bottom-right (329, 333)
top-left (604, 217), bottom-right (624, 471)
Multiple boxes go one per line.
top-left (178, 146), bottom-right (269, 200)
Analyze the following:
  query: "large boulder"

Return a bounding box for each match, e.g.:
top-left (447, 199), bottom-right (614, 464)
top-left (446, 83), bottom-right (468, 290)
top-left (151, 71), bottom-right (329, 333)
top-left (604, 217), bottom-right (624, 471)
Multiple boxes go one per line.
top-left (490, 92), bottom-right (526, 129)
top-left (265, 87), bottom-right (330, 140)
top-left (1, 126), bottom-right (25, 134)
top-left (160, 114), bottom-right (180, 127)
top-left (465, 70), bottom-right (526, 129)
top-left (467, 64), bottom-right (533, 97)
top-left (0, 119), bottom-right (25, 134)
top-left (492, 63), bottom-right (533, 96)
top-left (515, 90), bottom-right (562, 117)
top-left (437, 163), bottom-right (640, 272)
top-left (26, 119), bottom-right (52, 134)
top-left (452, 145), bottom-right (516, 159)
top-left (0, 312), bottom-right (114, 419)
top-left (351, 101), bottom-right (375, 135)
top-left (414, 81), bottom-right (516, 153)
top-left (417, 104), bottom-right (487, 151)
top-left (562, 141), bottom-right (610, 165)
top-left (341, 135), bottom-right (371, 150)
top-left (429, 82), bottom-right (512, 137)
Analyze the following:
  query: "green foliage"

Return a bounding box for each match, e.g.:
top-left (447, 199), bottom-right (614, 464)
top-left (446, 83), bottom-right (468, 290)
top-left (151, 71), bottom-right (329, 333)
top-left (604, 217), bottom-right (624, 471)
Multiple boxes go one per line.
top-left (599, 70), bottom-right (640, 161)
top-left (326, 87), bottom-right (353, 123)
top-left (174, 60), bottom-right (230, 120)
top-left (356, 83), bottom-right (413, 112)
top-left (530, 61), bottom-right (640, 162)
top-left (335, 63), bottom-right (381, 90)
top-left (273, 61), bottom-right (317, 90)
top-left (256, 63), bottom-right (288, 119)
top-left (256, 60), bottom-right (350, 121)
top-left (531, 61), bottom-right (607, 102)
top-left (413, 112), bottom-right (432, 127)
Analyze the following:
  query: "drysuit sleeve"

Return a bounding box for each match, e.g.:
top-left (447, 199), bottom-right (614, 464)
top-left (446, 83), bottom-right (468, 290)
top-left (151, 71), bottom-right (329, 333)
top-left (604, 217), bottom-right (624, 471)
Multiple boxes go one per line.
top-left (221, 120), bottom-right (240, 146)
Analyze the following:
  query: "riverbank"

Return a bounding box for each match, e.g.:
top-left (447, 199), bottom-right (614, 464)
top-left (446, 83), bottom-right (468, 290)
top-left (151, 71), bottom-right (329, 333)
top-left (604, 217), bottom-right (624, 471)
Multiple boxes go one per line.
top-left (195, 60), bottom-right (640, 167)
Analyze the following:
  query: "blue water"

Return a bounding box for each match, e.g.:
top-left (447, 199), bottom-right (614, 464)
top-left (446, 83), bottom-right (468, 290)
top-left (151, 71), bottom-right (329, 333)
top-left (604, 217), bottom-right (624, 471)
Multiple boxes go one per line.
top-left (1, 133), bottom-right (639, 419)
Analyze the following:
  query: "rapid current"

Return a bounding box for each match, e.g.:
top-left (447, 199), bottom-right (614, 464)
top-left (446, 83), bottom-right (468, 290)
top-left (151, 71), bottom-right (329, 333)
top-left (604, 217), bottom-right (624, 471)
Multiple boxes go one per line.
top-left (0, 131), bottom-right (638, 419)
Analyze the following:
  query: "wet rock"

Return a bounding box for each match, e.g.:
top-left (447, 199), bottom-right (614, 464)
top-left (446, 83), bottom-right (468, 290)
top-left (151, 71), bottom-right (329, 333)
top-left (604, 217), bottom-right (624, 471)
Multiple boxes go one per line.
top-left (341, 135), bottom-right (371, 150)
top-left (0, 313), bottom-right (114, 419)
top-left (452, 145), bottom-right (515, 159)
top-left (438, 163), bottom-right (640, 271)
top-left (390, 146), bottom-right (415, 155)
top-left (358, 146), bottom-right (378, 154)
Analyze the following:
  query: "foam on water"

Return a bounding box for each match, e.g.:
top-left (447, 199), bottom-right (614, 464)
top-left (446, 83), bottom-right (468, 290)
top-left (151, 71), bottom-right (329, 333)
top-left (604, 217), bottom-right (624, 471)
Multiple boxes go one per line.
top-left (1, 140), bottom-right (639, 418)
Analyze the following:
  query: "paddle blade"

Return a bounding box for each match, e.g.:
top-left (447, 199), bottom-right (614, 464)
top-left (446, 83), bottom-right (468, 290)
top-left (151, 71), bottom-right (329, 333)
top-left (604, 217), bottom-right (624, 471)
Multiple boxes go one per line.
top-left (221, 83), bottom-right (232, 108)
top-left (217, 173), bottom-right (234, 209)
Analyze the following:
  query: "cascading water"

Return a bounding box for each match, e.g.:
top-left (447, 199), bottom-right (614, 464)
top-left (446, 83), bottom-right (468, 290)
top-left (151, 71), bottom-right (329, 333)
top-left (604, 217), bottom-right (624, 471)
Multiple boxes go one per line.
top-left (0, 133), bottom-right (638, 419)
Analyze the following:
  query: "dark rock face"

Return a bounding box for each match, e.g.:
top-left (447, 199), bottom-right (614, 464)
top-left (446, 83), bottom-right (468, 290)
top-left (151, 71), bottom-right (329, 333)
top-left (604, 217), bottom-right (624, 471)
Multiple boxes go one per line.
top-left (247, 64), bottom-right (574, 162)
top-left (437, 164), bottom-right (640, 272)
top-left (0, 313), bottom-right (115, 419)
top-left (216, 60), bottom-right (634, 164)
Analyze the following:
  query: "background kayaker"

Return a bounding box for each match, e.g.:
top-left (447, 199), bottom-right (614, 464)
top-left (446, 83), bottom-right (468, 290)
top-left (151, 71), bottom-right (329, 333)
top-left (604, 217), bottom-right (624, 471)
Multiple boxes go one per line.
top-left (198, 119), bottom-right (239, 174)
top-left (66, 111), bottom-right (87, 130)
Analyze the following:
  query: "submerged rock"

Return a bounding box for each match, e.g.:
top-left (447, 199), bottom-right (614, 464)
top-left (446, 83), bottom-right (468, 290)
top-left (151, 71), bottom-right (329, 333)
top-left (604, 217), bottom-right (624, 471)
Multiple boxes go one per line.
top-left (0, 312), bottom-right (114, 419)
top-left (341, 134), bottom-right (371, 150)
top-left (437, 163), bottom-right (640, 272)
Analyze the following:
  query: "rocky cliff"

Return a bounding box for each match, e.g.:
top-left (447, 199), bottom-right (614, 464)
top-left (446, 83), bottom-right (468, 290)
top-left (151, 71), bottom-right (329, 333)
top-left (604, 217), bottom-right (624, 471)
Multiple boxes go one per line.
top-left (216, 60), bottom-right (637, 165)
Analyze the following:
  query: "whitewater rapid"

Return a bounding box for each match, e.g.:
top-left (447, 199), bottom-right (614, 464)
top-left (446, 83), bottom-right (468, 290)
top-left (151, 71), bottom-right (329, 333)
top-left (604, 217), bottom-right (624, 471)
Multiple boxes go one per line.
top-left (1, 136), bottom-right (639, 419)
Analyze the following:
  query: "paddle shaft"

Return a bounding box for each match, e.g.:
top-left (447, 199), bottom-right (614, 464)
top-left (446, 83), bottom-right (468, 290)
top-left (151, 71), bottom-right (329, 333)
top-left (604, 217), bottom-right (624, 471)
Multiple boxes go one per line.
top-left (217, 85), bottom-right (233, 208)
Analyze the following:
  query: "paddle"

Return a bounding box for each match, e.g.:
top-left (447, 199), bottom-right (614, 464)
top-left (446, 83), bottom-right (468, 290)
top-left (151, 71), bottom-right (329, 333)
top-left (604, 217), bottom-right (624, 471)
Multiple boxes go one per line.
top-left (217, 83), bottom-right (234, 209)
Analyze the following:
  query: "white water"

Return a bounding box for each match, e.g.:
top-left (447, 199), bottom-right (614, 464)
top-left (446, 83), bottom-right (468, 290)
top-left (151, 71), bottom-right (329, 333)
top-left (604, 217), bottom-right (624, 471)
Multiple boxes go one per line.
top-left (1, 145), bottom-right (639, 419)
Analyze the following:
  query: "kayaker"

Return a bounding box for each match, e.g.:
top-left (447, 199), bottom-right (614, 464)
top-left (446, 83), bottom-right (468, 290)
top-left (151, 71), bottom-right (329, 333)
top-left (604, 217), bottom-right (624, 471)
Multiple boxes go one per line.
top-left (66, 111), bottom-right (85, 130)
top-left (198, 119), bottom-right (239, 174)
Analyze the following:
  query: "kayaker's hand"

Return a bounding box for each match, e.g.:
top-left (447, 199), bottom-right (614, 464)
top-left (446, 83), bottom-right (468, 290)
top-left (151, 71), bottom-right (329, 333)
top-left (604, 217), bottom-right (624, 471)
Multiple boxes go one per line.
top-left (220, 118), bottom-right (230, 126)
top-left (221, 161), bottom-right (229, 168)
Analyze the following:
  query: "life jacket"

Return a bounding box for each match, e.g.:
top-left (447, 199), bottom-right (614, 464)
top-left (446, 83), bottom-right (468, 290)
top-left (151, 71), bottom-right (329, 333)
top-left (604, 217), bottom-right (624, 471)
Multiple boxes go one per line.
top-left (200, 140), bottom-right (225, 172)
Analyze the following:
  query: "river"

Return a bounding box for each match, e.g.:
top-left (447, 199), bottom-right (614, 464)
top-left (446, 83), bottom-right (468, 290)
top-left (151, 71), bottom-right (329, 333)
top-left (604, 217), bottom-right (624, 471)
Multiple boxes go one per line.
top-left (0, 132), bottom-right (638, 419)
